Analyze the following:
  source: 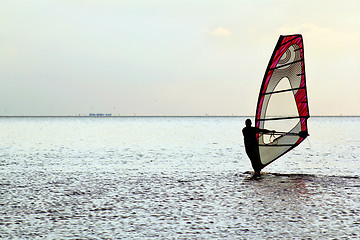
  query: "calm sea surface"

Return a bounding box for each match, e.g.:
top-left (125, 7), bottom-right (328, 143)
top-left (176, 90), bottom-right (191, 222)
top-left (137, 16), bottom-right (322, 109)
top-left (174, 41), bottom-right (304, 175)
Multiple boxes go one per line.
top-left (0, 116), bottom-right (359, 239)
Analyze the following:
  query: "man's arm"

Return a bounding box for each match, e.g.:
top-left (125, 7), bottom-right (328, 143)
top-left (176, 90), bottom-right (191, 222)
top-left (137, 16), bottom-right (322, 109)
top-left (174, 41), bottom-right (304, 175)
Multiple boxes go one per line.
top-left (257, 128), bottom-right (274, 134)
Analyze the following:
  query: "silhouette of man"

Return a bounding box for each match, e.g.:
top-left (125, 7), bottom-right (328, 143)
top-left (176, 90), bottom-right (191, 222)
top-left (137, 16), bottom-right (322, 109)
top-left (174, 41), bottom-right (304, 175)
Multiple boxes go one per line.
top-left (242, 118), bottom-right (272, 175)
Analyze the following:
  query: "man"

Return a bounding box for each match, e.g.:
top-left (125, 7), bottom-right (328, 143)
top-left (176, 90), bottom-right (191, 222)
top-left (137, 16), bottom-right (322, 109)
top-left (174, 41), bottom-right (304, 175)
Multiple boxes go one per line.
top-left (242, 118), bottom-right (273, 176)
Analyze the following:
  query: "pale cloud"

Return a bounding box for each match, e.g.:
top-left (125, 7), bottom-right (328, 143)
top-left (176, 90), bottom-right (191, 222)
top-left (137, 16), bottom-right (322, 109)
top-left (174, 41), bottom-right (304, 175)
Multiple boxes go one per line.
top-left (276, 23), bottom-right (322, 34)
top-left (211, 27), bottom-right (232, 36)
top-left (276, 23), bottom-right (360, 54)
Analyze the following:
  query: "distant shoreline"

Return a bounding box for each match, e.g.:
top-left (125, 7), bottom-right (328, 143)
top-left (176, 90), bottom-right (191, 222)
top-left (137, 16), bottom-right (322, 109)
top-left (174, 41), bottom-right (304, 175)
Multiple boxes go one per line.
top-left (0, 115), bottom-right (359, 118)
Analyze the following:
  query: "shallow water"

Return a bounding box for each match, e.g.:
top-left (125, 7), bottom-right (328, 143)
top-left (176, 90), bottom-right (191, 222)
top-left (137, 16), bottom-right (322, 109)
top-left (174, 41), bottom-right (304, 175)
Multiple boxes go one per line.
top-left (0, 116), bottom-right (359, 239)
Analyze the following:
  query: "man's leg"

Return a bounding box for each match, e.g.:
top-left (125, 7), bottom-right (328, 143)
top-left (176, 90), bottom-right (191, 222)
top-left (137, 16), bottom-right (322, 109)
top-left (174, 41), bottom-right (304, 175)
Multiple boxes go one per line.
top-left (246, 147), bottom-right (262, 174)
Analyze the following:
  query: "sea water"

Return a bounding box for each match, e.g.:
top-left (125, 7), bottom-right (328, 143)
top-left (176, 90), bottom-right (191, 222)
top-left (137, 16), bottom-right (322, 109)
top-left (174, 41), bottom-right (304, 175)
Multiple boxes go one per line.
top-left (0, 116), bottom-right (359, 239)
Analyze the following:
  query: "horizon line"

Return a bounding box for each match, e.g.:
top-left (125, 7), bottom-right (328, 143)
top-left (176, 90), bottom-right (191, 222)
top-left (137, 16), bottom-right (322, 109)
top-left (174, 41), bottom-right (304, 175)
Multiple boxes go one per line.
top-left (0, 115), bottom-right (359, 118)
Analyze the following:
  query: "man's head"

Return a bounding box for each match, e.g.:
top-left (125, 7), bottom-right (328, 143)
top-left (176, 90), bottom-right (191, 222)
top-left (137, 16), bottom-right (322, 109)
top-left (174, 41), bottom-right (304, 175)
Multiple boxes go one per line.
top-left (245, 118), bottom-right (252, 127)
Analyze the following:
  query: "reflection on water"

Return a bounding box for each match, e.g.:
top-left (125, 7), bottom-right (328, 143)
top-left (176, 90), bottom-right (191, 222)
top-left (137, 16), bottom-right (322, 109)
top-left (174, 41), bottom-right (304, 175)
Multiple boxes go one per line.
top-left (0, 117), bottom-right (359, 238)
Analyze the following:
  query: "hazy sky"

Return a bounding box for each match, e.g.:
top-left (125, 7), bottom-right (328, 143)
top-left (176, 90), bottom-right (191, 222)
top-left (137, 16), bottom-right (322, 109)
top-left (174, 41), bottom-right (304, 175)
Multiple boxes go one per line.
top-left (1, 0), bottom-right (359, 116)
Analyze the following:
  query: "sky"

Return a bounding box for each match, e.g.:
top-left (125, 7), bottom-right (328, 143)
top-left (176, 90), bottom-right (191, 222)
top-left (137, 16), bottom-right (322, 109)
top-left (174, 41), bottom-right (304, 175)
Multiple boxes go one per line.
top-left (1, 0), bottom-right (359, 116)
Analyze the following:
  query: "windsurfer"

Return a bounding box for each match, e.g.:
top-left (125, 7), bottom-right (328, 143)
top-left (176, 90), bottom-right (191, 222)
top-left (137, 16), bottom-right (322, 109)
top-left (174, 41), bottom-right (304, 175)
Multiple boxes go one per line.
top-left (242, 119), bottom-right (273, 175)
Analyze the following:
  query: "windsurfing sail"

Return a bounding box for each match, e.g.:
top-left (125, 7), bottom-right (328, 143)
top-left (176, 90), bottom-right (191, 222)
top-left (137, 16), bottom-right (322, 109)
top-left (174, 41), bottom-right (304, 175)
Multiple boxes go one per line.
top-left (255, 34), bottom-right (310, 168)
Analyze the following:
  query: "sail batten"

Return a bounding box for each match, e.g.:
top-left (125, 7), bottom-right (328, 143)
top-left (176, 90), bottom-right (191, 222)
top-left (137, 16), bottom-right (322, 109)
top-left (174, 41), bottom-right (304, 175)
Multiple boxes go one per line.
top-left (255, 34), bottom-right (309, 168)
top-left (259, 144), bottom-right (298, 147)
top-left (269, 59), bottom-right (303, 70)
top-left (257, 116), bottom-right (308, 121)
top-left (261, 86), bottom-right (306, 95)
